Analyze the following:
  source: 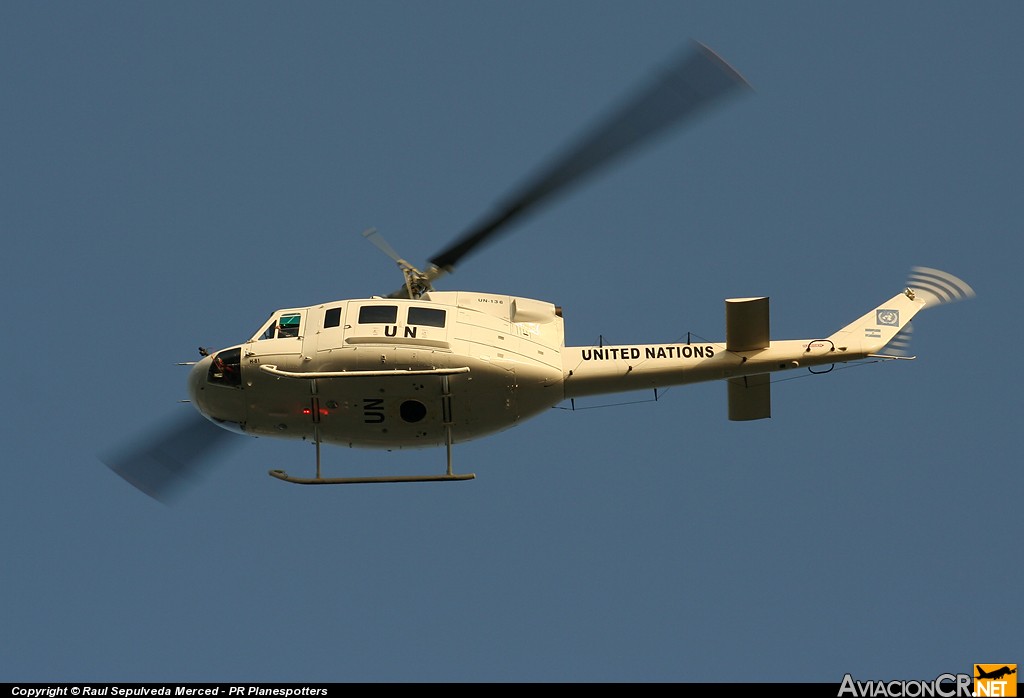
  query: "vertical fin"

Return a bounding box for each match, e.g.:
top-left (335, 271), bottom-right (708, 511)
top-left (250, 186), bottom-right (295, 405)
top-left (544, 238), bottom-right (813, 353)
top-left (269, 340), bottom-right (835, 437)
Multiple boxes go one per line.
top-left (829, 291), bottom-right (925, 355)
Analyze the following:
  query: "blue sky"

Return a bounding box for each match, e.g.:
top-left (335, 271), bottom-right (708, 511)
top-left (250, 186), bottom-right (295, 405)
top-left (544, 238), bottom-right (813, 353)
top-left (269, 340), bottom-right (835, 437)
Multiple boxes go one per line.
top-left (2, 1), bottom-right (1020, 682)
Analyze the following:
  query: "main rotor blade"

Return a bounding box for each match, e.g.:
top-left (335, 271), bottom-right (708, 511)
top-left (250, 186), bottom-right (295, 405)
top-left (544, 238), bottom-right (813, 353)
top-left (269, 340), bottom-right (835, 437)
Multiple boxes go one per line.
top-left (428, 42), bottom-right (750, 273)
top-left (102, 411), bottom-right (238, 503)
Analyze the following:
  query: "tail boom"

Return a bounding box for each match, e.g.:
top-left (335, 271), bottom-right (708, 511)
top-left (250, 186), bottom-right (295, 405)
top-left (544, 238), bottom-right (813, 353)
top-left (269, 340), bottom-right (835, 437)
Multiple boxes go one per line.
top-left (561, 338), bottom-right (846, 400)
top-left (562, 268), bottom-right (971, 416)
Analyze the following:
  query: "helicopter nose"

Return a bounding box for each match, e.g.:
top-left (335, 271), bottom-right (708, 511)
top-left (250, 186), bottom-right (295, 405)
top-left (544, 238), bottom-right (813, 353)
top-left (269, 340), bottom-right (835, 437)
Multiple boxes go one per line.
top-left (188, 348), bottom-right (247, 434)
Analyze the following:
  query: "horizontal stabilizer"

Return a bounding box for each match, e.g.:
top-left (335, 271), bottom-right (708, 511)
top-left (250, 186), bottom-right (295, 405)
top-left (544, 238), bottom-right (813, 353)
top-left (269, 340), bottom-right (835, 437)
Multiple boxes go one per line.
top-left (726, 297), bottom-right (769, 352)
top-left (728, 373), bottom-right (771, 421)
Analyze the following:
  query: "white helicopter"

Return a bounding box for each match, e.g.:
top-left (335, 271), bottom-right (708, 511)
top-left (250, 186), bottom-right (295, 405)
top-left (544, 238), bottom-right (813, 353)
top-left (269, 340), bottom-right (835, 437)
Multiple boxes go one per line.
top-left (106, 43), bottom-right (974, 499)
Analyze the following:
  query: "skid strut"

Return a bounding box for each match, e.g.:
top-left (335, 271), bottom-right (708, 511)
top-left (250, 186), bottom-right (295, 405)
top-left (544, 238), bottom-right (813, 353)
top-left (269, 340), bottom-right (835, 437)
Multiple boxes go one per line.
top-left (268, 373), bottom-right (475, 485)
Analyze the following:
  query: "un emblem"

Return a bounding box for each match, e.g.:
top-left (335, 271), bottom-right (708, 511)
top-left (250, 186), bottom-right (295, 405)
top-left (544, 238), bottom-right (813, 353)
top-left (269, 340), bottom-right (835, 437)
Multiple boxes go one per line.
top-left (876, 309), bottom-right (900, 326)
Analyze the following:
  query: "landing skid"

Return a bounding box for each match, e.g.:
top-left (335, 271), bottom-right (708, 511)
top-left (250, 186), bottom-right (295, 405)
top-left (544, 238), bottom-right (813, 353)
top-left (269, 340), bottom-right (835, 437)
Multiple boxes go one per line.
top-left (268, 430), bottom-right (475, 485)
top-left (269, 470), bottom-right (475, 485)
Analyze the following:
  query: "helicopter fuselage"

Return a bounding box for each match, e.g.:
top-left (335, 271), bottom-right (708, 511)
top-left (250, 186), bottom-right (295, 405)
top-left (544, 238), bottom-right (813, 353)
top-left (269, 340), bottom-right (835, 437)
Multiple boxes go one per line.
top-left (189, 288), bottom-right (883, 448)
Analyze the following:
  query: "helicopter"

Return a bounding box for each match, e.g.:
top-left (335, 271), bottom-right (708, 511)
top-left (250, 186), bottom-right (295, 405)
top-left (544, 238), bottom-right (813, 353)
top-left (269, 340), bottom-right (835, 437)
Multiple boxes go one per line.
top-left (106, 42), bottom-right (974, 500)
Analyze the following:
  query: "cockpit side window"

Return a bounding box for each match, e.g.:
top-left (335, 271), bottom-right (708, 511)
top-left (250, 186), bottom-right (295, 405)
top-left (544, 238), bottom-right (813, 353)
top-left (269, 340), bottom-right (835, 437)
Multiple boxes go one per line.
top-left (358, 305), bottom-right (397, 324)
top-left (258, 312), bottom-right (302, 340)
top-left (408, 307), bottom-right (446, 328)
top-left (277, 313), bottom-right (301, 338)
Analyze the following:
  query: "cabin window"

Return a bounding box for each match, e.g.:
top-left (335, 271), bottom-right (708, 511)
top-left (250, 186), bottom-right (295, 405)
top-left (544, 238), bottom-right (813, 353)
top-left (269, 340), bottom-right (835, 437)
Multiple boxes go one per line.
top-left (324, 307), bottom-right (342, 329)
top-left (408, 307), bottom-right (446, 328)
top-left (358, 305), bottom-right (397, 324)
